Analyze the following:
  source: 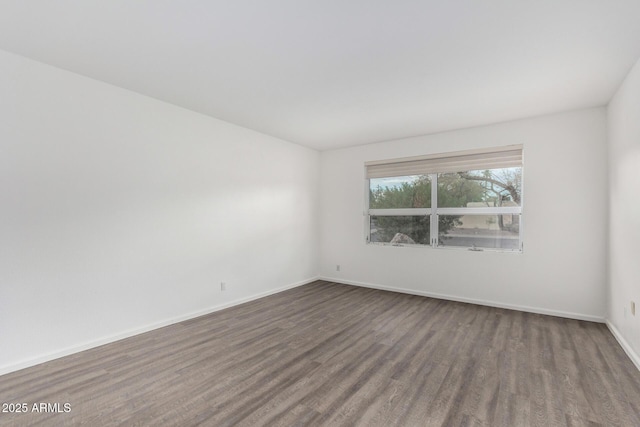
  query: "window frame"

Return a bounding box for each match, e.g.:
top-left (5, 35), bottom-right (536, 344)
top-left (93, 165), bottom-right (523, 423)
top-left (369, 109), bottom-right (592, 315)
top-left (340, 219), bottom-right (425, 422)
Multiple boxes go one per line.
top-left (365, 150), bottom-right (524, 253)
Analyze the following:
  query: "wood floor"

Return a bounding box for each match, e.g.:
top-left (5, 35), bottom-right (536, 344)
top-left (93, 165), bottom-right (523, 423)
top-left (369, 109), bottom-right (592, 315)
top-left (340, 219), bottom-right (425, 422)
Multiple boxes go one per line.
top-left (1, 281), bottom-right (639, 426)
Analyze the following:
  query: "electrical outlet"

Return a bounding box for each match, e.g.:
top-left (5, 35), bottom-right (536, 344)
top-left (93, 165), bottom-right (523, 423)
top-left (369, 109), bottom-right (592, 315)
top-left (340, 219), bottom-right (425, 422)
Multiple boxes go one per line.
top-left (632, 301), bottom-right (636, 316)
top-left (336, 264), bottom-right (340, 272)
top-left (220, 282), bottom-right (226, 291)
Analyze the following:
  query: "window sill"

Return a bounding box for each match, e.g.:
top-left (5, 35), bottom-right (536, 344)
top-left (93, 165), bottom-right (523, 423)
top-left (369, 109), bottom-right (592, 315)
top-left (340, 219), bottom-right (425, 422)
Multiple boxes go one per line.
top-left (366, 242), bottom-right (522, 254)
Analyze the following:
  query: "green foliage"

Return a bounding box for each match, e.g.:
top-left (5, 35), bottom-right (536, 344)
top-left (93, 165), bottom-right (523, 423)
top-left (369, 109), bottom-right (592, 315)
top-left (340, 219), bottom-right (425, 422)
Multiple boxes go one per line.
top-left (370, 215), bottom-right (429, 244)
top-left (369, 176), bottom-right (431, 209)
top-left (369, 176), bottom-right (432, 244)
top-left (437, 173), bottom-right (486, 207)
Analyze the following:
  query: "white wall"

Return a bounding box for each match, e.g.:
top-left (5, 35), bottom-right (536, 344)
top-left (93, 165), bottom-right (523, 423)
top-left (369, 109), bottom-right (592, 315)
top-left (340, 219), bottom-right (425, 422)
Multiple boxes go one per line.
top-left (607, 57), bottom-right (640, 366)
top-left (320, 108), bottom-right (608, 320)
top-left (0, 49), bottom-right (319, 374)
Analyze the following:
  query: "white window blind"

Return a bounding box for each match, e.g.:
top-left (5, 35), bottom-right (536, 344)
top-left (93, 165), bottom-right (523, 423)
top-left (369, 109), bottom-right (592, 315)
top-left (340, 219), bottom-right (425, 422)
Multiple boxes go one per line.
top-left (365, 145), bottom-right (523, 179)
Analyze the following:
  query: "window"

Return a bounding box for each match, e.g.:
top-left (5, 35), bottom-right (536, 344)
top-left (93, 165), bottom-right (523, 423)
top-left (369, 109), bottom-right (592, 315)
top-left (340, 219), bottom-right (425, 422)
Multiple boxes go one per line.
top-left (366, 146), bottom-right (523, 251)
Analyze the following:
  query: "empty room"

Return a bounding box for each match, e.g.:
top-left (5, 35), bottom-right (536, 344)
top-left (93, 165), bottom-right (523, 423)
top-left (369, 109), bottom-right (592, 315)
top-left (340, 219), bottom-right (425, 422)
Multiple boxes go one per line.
top-left (1, 1), bottom-right (640, 426)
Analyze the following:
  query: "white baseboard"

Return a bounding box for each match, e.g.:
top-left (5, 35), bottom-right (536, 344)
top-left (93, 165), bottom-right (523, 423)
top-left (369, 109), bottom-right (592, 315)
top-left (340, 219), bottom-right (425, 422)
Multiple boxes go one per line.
top-left (606, 320), bottom-right (640, 372)
top-left (319, 276), bottom-right (605, 323)
top-left (0, 276), bottom-right (319, 377)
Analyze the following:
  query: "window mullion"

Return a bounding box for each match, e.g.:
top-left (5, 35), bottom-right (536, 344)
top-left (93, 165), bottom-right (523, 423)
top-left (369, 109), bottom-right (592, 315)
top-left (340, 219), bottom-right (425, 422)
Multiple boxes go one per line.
top-left (436, 207), bottom-right (521, 215)
top-left (430, 173), bottom-right (438, 247)
top-left (369, 208), bottom-right (430, 216)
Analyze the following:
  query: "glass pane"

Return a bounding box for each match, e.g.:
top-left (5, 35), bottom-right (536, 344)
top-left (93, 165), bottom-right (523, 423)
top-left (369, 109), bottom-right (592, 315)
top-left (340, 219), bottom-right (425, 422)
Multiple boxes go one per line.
top-left (369, 175), bottom-right (431, 209)
top-left (437, 167), bottom-right (522, 208)
top-left (438, 215), bottom-right (520, 250)
top-left (370, 215), bottom-right (430, 245)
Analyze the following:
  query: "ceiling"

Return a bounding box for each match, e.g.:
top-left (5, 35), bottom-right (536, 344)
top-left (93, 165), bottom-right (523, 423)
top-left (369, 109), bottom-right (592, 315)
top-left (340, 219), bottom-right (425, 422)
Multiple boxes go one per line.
top-left (1, 1), bottom-right (639, 151)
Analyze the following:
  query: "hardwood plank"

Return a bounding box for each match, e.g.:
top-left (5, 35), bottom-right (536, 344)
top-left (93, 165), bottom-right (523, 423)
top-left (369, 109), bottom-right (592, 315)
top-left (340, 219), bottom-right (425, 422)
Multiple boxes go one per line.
top-left (1, 281), bottom-right (639, 426)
